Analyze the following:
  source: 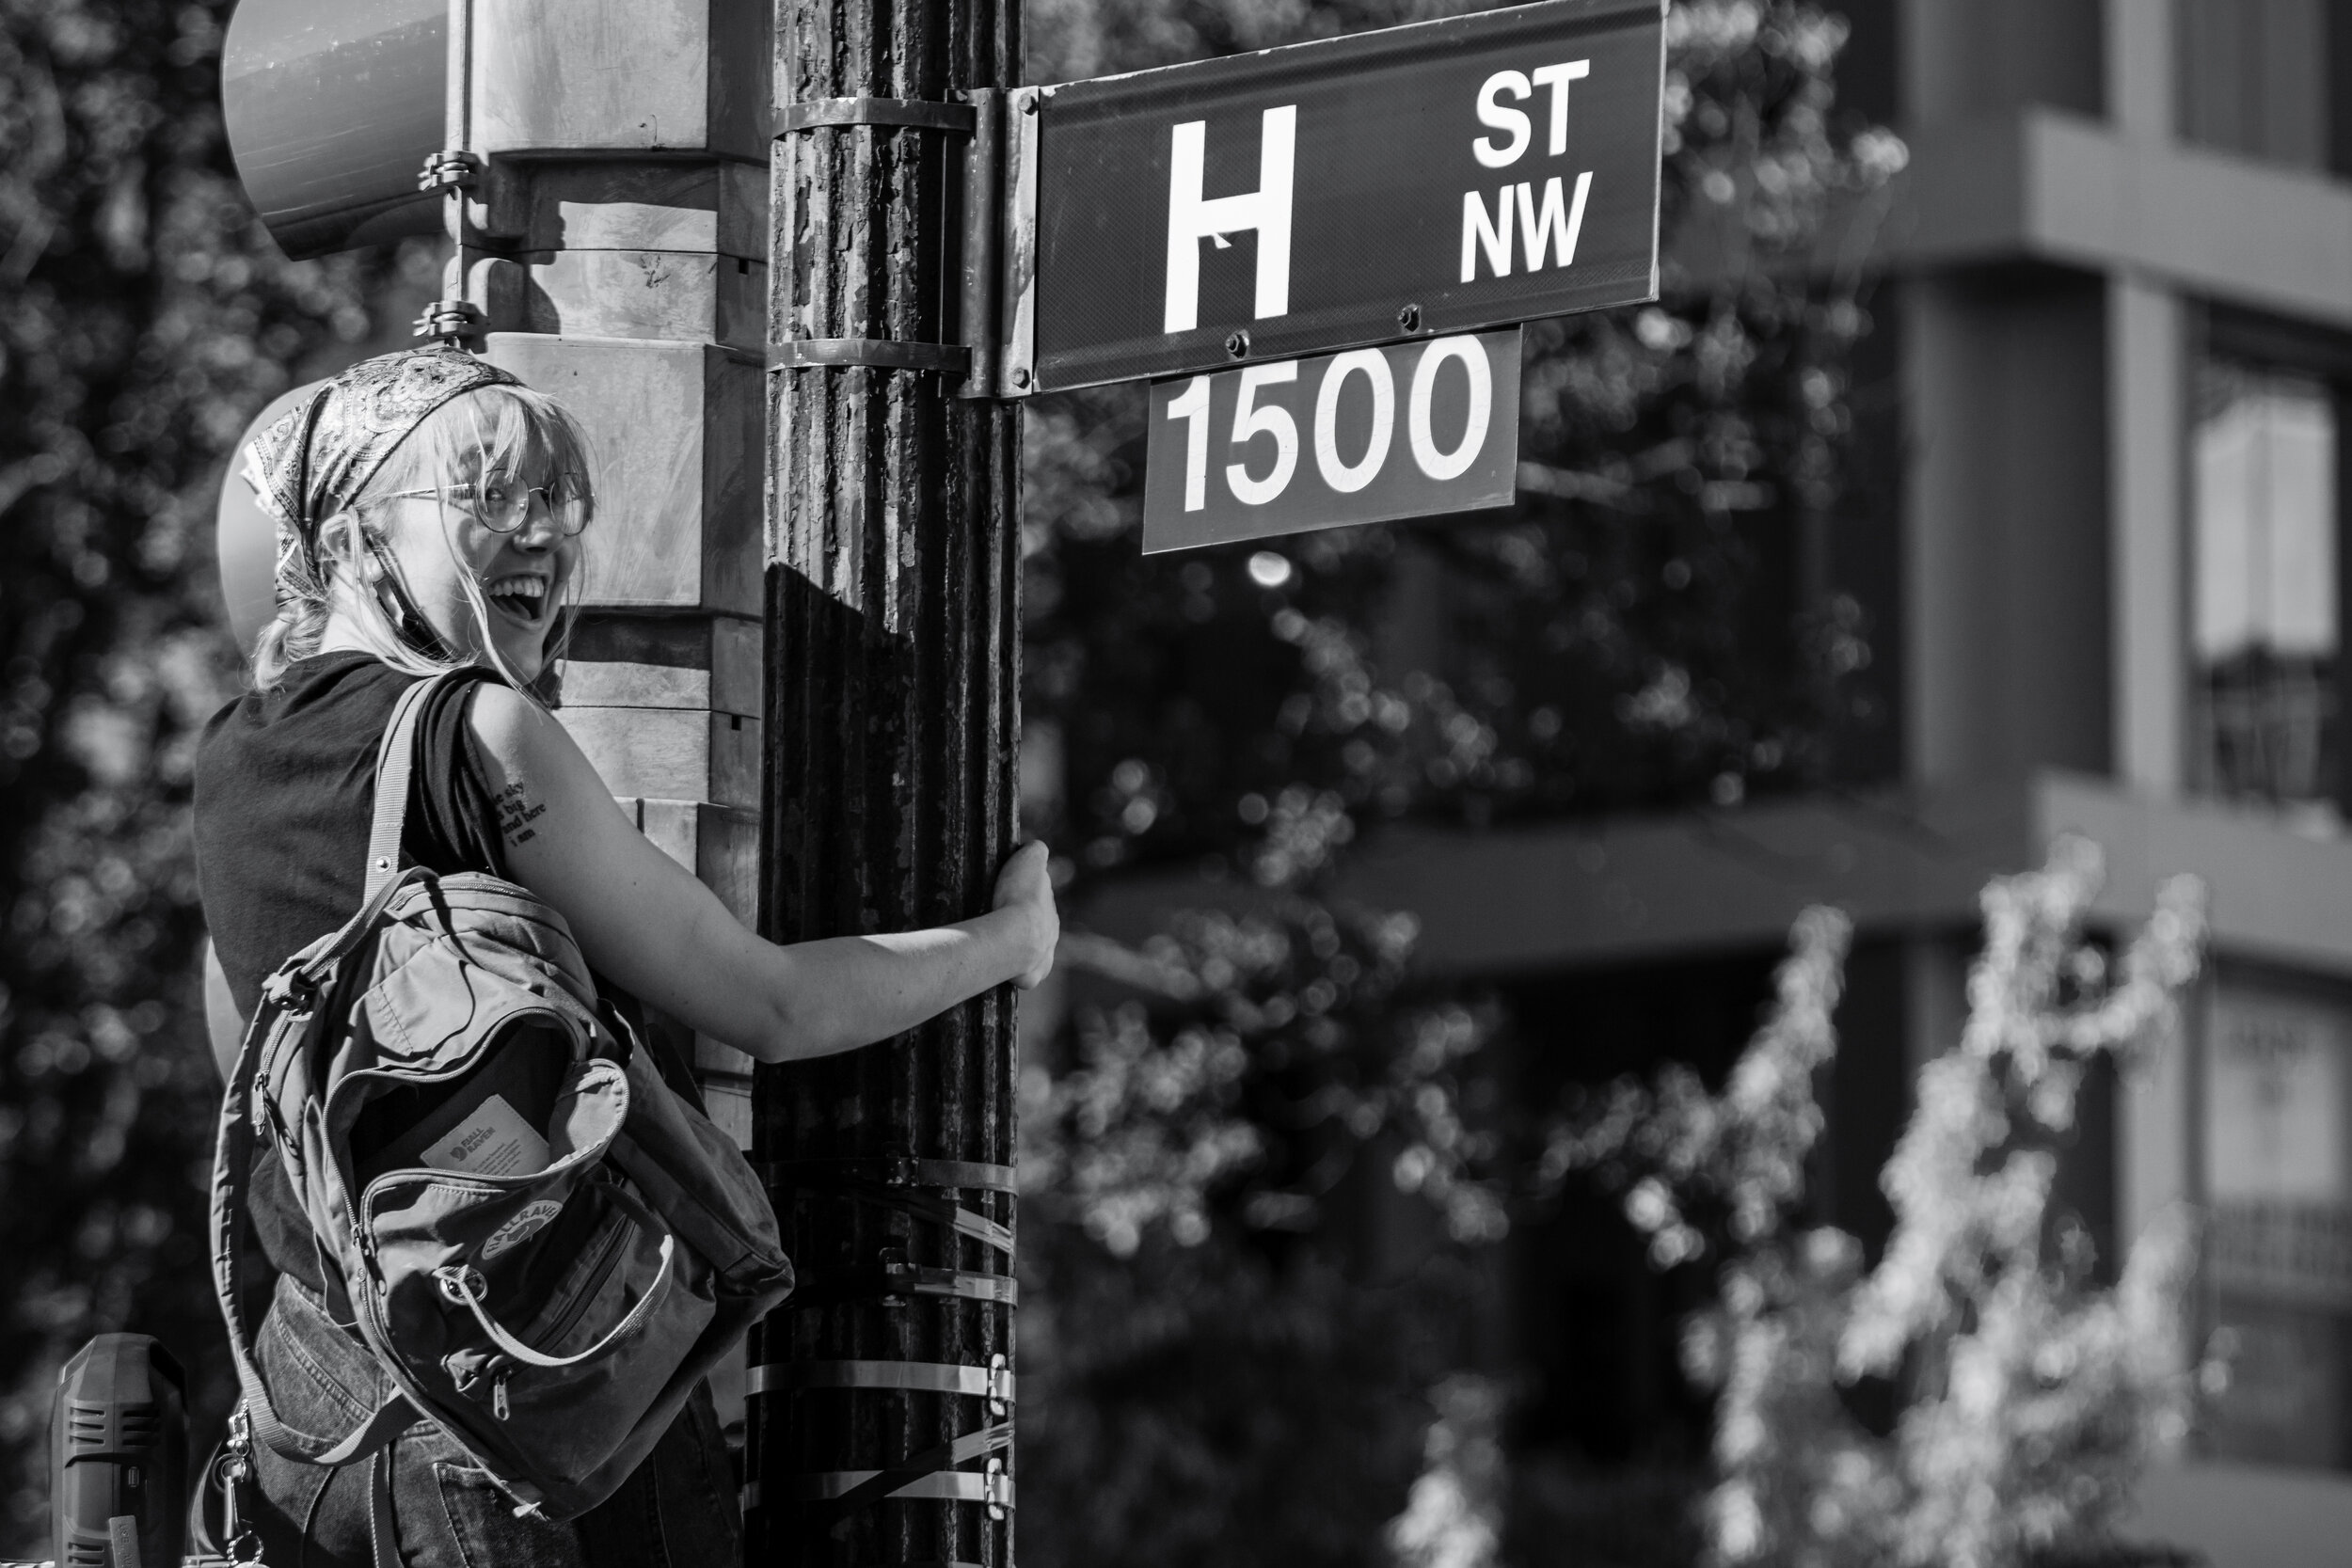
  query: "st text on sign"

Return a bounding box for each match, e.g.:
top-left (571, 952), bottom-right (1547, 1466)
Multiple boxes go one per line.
top-left (1030, 0), bottom-right (1663, 393)
top-left (1143, 329), bottom-right (1521, 553)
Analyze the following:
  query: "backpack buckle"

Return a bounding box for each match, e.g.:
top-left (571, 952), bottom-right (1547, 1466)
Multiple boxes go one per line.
top-left (260, 969), bottom-right (317, 1010)
top-left (436, 1263), bottom-right (488, 1307)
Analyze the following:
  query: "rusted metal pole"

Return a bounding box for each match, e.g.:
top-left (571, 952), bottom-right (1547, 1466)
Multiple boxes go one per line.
top-left (751, 0), bottom-right (1023, 1562)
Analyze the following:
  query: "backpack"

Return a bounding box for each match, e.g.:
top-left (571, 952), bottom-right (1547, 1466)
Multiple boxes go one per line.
top-left (209, 669), bottom-right (793, 1541)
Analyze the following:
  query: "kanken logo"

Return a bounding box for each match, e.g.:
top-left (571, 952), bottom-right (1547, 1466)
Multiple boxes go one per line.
top-left (482, 1199), bottom-right (564, 1259)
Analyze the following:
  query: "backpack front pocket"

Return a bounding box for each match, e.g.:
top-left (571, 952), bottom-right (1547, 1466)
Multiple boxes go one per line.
top-left (518, 1180), bottom-right (639, 1357)
top-left (426, 1178), bottom-right (718, 1487)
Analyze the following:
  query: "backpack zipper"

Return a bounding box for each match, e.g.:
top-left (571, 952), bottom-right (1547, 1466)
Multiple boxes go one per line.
top-left (334, 1004), bottom-right (592, 1114)
top-left (347, 1015), bottom-right (616, 1214)
top-left (530, 1188), bottom-right (634, 1354)
top-left (456, 1190), bottom-right (631, 1423)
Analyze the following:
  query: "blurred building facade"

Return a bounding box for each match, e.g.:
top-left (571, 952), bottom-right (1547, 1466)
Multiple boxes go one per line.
top-left (1314, 2), bottom-right (2352, 1560)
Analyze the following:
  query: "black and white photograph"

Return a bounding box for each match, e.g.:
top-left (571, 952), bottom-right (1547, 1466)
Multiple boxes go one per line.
top-left (0, 2), bottom-right (2341, 1564)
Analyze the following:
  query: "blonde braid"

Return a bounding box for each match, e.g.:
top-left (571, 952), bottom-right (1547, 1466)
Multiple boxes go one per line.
top-left (249, 527), bottom-right (334, 690)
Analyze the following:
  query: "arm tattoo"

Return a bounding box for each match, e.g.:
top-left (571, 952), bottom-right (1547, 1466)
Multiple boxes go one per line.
top-left (495, 781), bottom-right (548, 847)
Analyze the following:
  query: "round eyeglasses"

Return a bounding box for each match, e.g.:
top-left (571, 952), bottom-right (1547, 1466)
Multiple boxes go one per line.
top-left (378, 477), bottom-right (591, 536)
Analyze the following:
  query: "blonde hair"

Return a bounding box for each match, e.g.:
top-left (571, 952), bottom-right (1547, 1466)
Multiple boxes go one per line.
top-left (250, 384), bottom-right (597, 696)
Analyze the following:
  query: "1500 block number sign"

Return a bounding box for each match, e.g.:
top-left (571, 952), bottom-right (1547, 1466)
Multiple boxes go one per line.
top-left (1143, 330), bottom-right (1522, 552)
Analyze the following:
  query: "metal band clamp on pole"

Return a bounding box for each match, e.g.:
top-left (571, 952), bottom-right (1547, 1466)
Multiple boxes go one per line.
top-left (883, 1260), bottom-right (1016, 1306)
top-left (775, 96), bottom-right (980, 136)
top-left (832, 1181), bottom-right (1016, 1255)
top-left (748, 1356), bottom-right (1015, 1406)
top-left (782, 1467), bottom-right (1013, 1507)
top-left (771, 93), bottom-right (1005, 395)
top-left (412, 300), bottom-right (485, 341)
top-left (768, 339), bottom-right (973, 375)
top-left (416, 150), bottom-right (480, 193)
top-left (780, 1259), bottom-right (1018, 1310)
top-left (763, 1421), bottom-right (1015, 1514)
top-left (742, 1468), bottom-right (1013, 1510)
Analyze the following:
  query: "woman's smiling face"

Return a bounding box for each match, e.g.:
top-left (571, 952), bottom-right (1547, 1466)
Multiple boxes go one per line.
top-left (360, 388), bottom-right (594, 686)
top-left (376, 467), bottom-right (581, 684)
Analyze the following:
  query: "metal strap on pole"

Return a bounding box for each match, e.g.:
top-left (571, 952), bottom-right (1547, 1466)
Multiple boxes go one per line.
top-left (771, 92), bottom-right (1004, 395)
top-left (411, 300), bottom-right (485, 341)
top-left (416, 150), bottom-right (480, 193)
top-left (775, 96), bottom-right (979, 136)
top-left (744, 1467), bottom-right (1012, 1509)
top-left (833, 1181), bottom-right (1016, 1255)
top-left (884, 1262), bottom-right (1015, 1306)
top-left (768, 1421), bottom-right (1016, 1512)
top-left (782, 1258), bottom-right (1018, 1309)
top-left (749, 1357), bottom-right (1015, 1405)
top-left (768, 339), bottom-right (972, 375)
top-left (780, 1467), bottom-right (1013, 1507)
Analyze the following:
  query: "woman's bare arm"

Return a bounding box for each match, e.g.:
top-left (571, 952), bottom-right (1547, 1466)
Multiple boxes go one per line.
top-left (466, 683), bottom-right (1056, 1063)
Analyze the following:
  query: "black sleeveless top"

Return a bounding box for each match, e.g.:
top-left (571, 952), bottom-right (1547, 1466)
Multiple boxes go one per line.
top-left (195, 652), bottom-right (510, 1291)
top-left (196, 653), bottom-right (708, 1293)
top-left (197, 652), bottom-right (507, 1017)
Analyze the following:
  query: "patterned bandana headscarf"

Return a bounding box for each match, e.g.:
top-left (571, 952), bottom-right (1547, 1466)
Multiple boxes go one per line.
top-left (239, 344), bottom-right (521, 583)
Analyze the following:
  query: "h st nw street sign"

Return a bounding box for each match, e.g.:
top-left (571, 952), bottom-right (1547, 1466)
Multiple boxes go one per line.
top-left (1026, 0), bottom-right (1664, 550)
top-left (1031, 0), bottom-right (1665, 394)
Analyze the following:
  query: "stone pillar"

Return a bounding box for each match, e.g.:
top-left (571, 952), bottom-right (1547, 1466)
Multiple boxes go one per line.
top-left (439, 0), bottom-right (775, 1454)
top-left (448, 0), bottom-right (774, 1156)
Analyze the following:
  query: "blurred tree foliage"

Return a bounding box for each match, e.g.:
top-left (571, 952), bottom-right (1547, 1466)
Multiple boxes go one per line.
top-left (1556, 844), bottom-right (2211, 1568)
top-left (1016, 3), bottom-right (1902, 1567)
top-left (0, 0), bottom-right (414, 1545)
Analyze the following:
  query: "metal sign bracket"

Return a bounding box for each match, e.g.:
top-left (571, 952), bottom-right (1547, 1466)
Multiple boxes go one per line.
top-left (770, 89), bottom-right (1026, 400)
top-left (775, 96), bottom-right (978, 135)
top-left (993, 86), bottom-right (1042, 399)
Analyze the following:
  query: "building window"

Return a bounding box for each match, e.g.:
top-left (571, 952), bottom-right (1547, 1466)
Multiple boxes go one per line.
top-left (2201, 971), bottom-right (2352, 1469)
top-left (2175, 0), bottom-right (2336, 173)
top-left (2190, 362), bottom-right (2339, 812)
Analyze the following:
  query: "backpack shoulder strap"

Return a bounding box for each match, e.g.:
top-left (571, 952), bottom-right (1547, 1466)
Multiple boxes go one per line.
top-left (210, 670), bottom-right (476, 1476)
top-left (267, 668), bottom-right (476, 999)
top-left (361, 669), bottom-right (468, 903)
top-left (211, 992), bottom-right (414, 1471)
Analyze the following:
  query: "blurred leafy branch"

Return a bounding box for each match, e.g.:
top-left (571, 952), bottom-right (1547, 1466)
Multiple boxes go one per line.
top-left (1551, 840), bottom-right (2213, 1568)
top-left (0, 0), bottom-right (422, 1545)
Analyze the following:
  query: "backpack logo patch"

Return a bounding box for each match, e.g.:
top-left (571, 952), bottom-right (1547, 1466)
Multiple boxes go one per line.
top-left (483, 1199), bottom-right (564, 1259)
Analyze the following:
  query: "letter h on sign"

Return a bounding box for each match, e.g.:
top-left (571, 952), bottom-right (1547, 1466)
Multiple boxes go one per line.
top-left (1164, 106), bottom-right (1297, 333)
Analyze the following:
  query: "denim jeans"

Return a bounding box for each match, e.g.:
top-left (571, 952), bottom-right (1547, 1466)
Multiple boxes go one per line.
top-left (246, 1275), bottom-right (739, 1568)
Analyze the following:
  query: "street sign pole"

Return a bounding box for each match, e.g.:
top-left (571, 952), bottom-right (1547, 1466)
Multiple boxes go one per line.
top-left (755, 0), bottom-right (1023, 1565)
